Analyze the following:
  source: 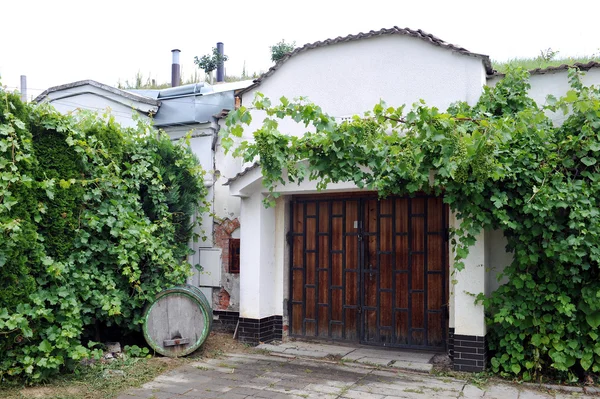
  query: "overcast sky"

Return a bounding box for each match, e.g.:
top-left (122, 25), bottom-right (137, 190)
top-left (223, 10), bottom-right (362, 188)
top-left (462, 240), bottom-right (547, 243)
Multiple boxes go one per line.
top-left (1, 0), bottom-right (599, 100)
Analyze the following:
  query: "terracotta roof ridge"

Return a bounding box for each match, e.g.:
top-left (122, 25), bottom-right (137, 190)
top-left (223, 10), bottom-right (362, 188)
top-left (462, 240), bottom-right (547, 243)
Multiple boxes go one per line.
top-left (239, 26), bottom-right (493, 96)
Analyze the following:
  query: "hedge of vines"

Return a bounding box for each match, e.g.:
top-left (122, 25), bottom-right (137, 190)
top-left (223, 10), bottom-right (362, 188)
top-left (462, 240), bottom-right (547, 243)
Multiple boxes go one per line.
top-left (0, 88), bottom-right (208, 381)
top-left (223, 68), bottom-right (600, 381)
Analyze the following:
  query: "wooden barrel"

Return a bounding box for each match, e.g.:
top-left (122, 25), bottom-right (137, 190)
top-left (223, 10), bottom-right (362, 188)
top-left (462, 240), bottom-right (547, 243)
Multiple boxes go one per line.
top-left (143, 285), bottom-right (212, 357)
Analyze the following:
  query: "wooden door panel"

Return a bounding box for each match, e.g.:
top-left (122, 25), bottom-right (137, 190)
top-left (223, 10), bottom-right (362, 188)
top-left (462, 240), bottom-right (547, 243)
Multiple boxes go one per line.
top-left (380, 217), bottom-right (393, 251)
top-left (412, 254), bottom-right (425, 290)
top-left (289, 194), bottom-right (447, 349)
top-left (360, 195), bottom-right (448, 348)
top-left (345, 271), bottom-right (358, 303)
top-left (345, 308), bottom-right (359, 341)
top-left (380, 253), bottom-right (393, 290)
top-left (380, 292), bottom-right (393, 327)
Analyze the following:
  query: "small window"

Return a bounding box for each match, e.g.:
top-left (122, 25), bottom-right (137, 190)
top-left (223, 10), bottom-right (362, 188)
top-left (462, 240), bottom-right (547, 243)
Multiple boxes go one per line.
top-left (229, 238), bottom-right (240, 273)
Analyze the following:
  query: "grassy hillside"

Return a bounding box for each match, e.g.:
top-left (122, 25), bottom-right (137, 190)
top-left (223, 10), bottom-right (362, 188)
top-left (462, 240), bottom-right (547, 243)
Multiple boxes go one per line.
top-left (493, 56), bottom-right (600, 74)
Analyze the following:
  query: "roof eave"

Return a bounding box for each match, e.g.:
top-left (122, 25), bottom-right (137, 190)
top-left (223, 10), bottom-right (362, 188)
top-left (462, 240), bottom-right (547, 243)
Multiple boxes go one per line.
top-left (33, 80), bottom-right (160, 106)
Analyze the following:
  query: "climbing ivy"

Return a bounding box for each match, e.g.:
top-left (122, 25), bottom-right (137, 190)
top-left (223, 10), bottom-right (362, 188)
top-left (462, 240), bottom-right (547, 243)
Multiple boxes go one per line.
top-left (222, 68), bottom-right (600, 381)
top-left (0, 89), bottom-right (208, 381)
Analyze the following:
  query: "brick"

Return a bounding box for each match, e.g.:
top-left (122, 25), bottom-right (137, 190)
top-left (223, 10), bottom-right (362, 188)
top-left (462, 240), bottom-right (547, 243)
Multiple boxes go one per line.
top-left (457, 352), bottom-right (486, 361)
top-left (453, 358), bottom-right (478, 366)
top-left (453, 345), bottom-right (478, 354)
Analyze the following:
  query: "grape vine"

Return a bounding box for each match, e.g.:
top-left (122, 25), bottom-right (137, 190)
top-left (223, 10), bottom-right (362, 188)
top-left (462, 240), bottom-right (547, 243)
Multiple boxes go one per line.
top-left (0, 89), bottom-right (208, 381)
top-left (223, 68), bottom-right (600, 381)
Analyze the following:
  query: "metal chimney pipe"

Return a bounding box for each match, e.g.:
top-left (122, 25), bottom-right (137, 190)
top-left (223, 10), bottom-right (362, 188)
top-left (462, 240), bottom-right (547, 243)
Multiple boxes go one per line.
top-left (20, 75), bottom-right (27, 102)
top-left (171, 49), bottom-right (181, 87)
top-left (216, 42), bottom-right (224, 83)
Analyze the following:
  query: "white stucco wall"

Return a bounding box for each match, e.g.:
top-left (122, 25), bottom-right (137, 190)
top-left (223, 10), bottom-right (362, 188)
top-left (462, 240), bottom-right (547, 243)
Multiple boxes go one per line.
top-left (239, 191), bottom-right (280, 319)
top-left (162, 124), bottom-right (215, 188)
top-left (528, 68), bottom-right (600, 108)
top-left (164, 122), bottom-right (245, 312)
top-left (214, 120), bottom-right (242, 220)
top-left (448, 216), bottom-right (487, 337)
top-left (43, 84), bottom-right (155, 128)
top-left (487, 67), bottom-right (600, 124)
top-left (447, 226), bottom-right (512, 337)
top-left (47, 92), bottom-right (150, 128)
top-left (485, 229), bottom-right (512, 294)
top-left (241, 34), bottom-right (487, 140)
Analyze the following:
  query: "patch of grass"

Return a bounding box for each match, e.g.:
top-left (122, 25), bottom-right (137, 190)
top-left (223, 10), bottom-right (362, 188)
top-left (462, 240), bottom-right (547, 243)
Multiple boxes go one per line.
top-left (424, 386), bottom-right (444, 392)
top-left (339, 385), bottom-right (351, 396)
top-left (208, 349), bottom-right (224, 358)
top-left (0, 357), bottom-right (184, 399)
top-left (467, 371), bottom-right (493, 389)
top-left (493, 56), bottom-right (600, 74)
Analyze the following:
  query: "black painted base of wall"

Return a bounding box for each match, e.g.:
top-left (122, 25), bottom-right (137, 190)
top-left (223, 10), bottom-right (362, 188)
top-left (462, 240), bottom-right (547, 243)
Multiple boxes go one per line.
top-left (448, 328), bottom-right (455, 360)
top-left (212, 311), bottom-right (239, 333)
top-left (452, 333), bottom-right (487, 372)
top-left (237, 315), bottom-right (283, 345)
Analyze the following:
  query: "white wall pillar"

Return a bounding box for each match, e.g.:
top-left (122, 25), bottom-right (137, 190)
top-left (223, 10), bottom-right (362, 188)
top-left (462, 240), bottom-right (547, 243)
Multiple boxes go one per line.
top-left (239, 192), bottom-right (280, 319)
top-left (452, 228), bottom-right (487, 337)
top-left (449, 213), bottom-right (488, 372)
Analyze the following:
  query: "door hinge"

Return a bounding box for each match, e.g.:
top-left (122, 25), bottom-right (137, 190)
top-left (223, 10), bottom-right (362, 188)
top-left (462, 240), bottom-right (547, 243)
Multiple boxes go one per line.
top-left (286, 231), bottom-right (293, 246)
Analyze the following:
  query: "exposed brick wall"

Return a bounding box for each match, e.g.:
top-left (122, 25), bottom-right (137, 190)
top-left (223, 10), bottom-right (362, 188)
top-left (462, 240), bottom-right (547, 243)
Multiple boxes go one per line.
top-left (452, 334), bottom-right (487, 372)
top-left (217, 288), bottom-right (231, 309)
top-left (448, 328), bottom-right (455, 360)
top-left (237, 316), bottom-right (283, 345)
top-left (212, 310), bottom-right (239, 333)
top-left (214, 218), bottom-right (240, 273)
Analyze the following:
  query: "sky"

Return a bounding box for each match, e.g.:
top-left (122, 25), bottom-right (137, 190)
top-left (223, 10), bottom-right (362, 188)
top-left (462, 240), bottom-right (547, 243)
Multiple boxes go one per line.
top-left (1, 0), bottom-right (599, 100)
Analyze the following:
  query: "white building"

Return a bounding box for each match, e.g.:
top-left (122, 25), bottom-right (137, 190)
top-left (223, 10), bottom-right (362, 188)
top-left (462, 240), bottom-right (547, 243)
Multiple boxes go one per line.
top-left (225, 27), bottom-right (600, 372)
top-left (35, 29), bottom-right (600, 372)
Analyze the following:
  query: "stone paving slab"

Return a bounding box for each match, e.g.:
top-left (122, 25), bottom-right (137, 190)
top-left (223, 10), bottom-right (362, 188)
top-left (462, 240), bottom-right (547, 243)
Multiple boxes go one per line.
top-left (256, 341), bottom-right (435, 373)
top-left (117, 353), bottom-right (597, 399)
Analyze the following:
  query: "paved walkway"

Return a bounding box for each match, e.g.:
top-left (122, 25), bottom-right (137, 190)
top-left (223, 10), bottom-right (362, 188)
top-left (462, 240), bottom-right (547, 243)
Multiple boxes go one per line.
top-left (256, 341), bottom-right (436, 373)
top-left (117, 352), bottom-right (597, 399)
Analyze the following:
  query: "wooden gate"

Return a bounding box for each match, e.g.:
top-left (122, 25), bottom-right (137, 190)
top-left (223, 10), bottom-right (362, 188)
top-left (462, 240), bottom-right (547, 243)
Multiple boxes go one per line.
top-left (289, 193), bottom-right (448, 349)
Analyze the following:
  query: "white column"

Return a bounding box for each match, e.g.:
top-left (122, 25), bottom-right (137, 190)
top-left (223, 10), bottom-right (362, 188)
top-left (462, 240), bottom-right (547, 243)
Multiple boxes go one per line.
top-left (450, 215), bottom-right (487, 337)
top-left (239, 191), bottom-right (280, 319)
